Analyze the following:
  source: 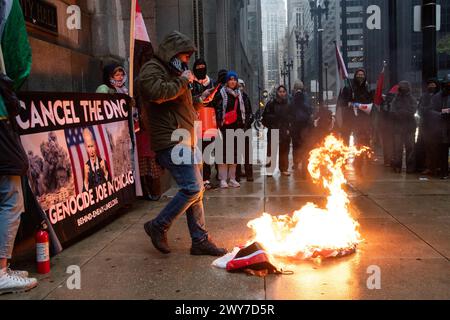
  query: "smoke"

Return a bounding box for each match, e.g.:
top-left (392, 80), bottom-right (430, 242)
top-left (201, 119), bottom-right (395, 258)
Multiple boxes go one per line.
top-left (28, 132), bottom-right (72, 196)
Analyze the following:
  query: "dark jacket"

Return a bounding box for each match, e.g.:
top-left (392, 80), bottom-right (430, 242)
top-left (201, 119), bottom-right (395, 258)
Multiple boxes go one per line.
top-left (262, 97), bottom-right (292, 131)
top-left (242, 91), bottom-right (254, 129)
top-left (290, 90), bottom-right (313, 127)
top-left (430, 91), bottom-right (450, 144)
top-left (139, 31), bottom-right (203, 152)
top-left (337, 70), bottom-right (374, 126)
top-left (391, 81), bottom-right (417, 132)
top-left (213, 88), bottom-right (248, 130)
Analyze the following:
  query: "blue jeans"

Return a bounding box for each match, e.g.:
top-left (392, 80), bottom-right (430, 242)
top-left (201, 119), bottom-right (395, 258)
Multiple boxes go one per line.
top-left (153, 146), bottom-right (208, 244)
top-left (0, 176), bottom-right (23, 259)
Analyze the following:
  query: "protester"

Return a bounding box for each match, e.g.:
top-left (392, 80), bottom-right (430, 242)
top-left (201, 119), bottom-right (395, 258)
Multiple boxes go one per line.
top-left (96, 63), bottom-right (129, 94)
top-left (237, 79), bottom-right (254, 182)
top-left (430, 79), bottom-right (450, 179)
top-left (0, 0), bottom-right (38, 294)
top-left (290, 80), bottom-right (313, 176)
top-left (213, 71), bottom-right (249, 188)
top-left (391, 81), bottom-right (417, 173)
top-left (417, 79), bottom-right (440, 175)
top-left (139, 31), bottom-right (226, 256)
top-left (337, 68), bottom-right (374, 172)
top-left (192, 58), bottom-right (216, 189)
top-left (262, 85), bottom-right (292, 176)
top-left (379, 85), bottom-right (398, 167)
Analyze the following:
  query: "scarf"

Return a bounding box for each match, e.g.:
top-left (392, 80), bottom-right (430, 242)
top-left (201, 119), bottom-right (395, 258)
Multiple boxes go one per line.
top-left (220, 86), bottom-right (246, 123)
top-left (110, 74), bottom-right (129, 94)
top-left (197, 75), bottom-right (211, 88)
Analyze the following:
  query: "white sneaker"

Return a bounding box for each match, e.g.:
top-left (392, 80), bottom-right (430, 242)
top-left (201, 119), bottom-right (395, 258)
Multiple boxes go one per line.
top-left (0, 270), bottom-right (38, 295)
top-left (281, 171), bottom-right (291, 176)
top-left (219, 180), bottom-right (229, 188)
top-left (228, 179), bottom-right (241, 188)
top-left (7, 264), bottom-right (28, 278)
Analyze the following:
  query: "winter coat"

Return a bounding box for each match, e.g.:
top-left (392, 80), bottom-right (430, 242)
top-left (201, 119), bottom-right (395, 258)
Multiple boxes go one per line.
top-left (337, 70), bottom-right (374, 130)
top-left (418, 92), bottom-right (438, 129)
top-left (391, 92), bottom-right (417, 133)
top-left (242, 91), bottom-right (254, 129)
top-left (290, 90), bottom-right (313, 128)
top-left (430, 91), bottom-right (450, 144)
top-left (212, 88), bottom-right (248, 130)
top-left (262, 98), bottom-right (292, 131)
top-left (138, 31), bottom-right (203, 152)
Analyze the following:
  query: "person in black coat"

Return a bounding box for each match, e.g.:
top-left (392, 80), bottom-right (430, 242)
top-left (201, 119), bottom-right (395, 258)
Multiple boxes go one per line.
top-left (289, 80), bottom-right (313, 176)
top-left (337, 68), bottom-right (374, 171)
top-left (417, 79), bottom-right (440, 175)
top-left (429, 80), bottom-right (450, 179)
top-left (262, 85), bottom-right (292, 176)
top-left (391, 81), bottom-right (417, 173)
top-left (236, 79), bottom-right (254, 181)
top-left (191, 58), bottom-right (216, 188)
top-left (379, 85), bottom-right (398, 167)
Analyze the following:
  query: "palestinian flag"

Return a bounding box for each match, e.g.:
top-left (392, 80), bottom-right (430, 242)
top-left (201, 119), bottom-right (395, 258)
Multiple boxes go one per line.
top-left (0, 0), bottom-right (32, 119)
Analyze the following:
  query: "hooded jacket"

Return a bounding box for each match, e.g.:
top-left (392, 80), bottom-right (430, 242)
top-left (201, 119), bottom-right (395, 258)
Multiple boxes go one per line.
top-left (391, 81), bottom-right (417, 132)
top-left (138, 31), bottom-right (203, 152)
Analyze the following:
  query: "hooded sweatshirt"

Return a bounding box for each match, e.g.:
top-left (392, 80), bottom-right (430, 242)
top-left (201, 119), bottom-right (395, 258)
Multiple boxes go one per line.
top-left (391, 81), bottom-right (417, 132)
top-left (139, 31), bottom-right (203, 152)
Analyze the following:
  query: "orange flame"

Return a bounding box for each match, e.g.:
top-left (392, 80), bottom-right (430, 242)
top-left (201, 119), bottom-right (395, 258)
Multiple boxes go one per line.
top-left (247, 134), bottom-right (369, 259)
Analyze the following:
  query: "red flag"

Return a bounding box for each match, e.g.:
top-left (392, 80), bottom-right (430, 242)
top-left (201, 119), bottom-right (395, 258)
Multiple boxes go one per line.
top-left (374, 64), bottom-right (386, 105)
top-left (335, 42), bottom-right (348, 80)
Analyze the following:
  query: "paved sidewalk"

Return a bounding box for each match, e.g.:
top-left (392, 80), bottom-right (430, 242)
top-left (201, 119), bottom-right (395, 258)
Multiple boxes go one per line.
top-left (2, 163), bottom-right (449, 300)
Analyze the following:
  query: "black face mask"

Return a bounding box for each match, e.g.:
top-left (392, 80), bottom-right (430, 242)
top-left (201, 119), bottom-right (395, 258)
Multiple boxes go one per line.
top-left (427, 86), bottom-right (437, 94)
top-left (194, 67), bottom-right (207, 80)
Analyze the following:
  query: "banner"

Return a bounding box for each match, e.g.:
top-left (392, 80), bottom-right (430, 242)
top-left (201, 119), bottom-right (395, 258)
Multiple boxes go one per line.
top-left (16, 92), bottom-right (136, 244)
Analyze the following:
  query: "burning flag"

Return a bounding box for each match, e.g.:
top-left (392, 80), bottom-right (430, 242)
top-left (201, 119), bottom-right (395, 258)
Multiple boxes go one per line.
top-left (247, 135), bottom-right (369, 260)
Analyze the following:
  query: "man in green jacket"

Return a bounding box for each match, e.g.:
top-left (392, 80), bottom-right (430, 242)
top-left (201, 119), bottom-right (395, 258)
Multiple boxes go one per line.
top-left (140, 31), bottom-right (226, 256)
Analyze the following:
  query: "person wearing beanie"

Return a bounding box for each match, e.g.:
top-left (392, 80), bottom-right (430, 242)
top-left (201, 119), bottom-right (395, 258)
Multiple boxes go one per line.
top-left (212, 71), bottom-right (250, 188)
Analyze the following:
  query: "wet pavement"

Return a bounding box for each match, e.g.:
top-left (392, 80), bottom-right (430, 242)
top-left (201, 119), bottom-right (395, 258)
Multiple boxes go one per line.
top-left (2, 160), bottom-right (450, 300)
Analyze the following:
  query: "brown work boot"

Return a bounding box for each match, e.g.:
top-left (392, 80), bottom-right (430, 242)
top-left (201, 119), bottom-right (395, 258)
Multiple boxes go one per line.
top-left (144, 220), bottom-right (171, 254)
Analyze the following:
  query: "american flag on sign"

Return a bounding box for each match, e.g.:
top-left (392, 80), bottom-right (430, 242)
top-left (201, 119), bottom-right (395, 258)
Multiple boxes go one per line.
top-left (64, 125), bottom-right (114, 194)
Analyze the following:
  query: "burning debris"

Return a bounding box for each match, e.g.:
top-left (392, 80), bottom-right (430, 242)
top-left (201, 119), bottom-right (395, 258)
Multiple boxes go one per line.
top-left (248, 135), bottom-right (369, 260)
top-left (213, 135), bottom-right (370, 275)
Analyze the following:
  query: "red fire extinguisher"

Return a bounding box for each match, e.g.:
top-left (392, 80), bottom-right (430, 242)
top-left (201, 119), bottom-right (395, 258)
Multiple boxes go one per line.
top-left (36, 224), bottom-right (50, 274)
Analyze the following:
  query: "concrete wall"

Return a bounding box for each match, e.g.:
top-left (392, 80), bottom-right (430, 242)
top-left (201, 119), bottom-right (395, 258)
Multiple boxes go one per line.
top-left (22, 0), bottom-right (157, 93)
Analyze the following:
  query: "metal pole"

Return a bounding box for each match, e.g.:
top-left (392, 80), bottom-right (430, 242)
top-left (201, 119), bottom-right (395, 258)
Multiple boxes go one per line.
top-left (318, 12), bottom-right (323, 105)
top-left (341, 0), bottom-right (348, 66)
top-left (388, 0), bottom-right (398, 86)
top-left (422, 0), bottom-right (437, 85)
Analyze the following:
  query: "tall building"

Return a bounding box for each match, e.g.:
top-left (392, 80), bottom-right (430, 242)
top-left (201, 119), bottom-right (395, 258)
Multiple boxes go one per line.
top-left (247, 0), bottom-right (264, 109)
top-left (155, 0), bottom-right (257, 102)
top-left (19, 0), bottom-right (157, 92)
top-left (292, 0), bottom-right (339, 102)
top-left (262, 0), bottom-right (287, 91)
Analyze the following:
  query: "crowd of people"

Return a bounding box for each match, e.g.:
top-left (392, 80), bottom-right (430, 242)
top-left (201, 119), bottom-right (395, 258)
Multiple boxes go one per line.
top-left (1, 24), bottom-right (450, 295)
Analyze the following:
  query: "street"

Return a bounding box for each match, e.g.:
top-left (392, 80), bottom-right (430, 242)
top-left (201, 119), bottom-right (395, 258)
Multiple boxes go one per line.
top-left (2, 158), bottom-right (449, 300)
